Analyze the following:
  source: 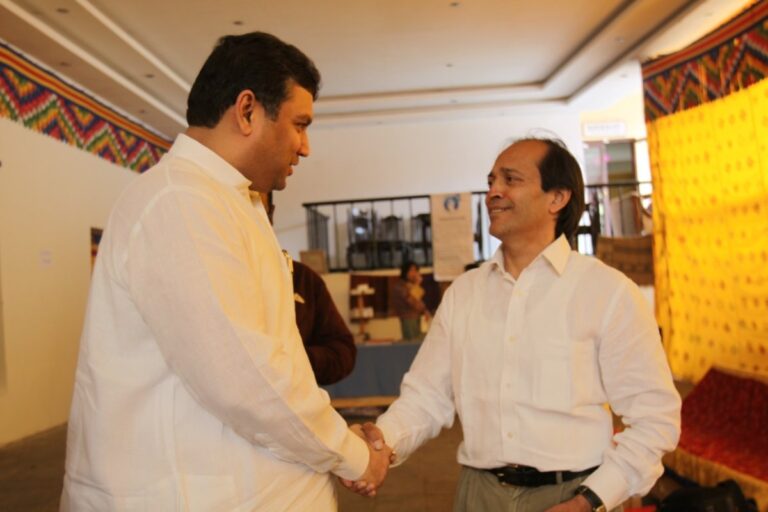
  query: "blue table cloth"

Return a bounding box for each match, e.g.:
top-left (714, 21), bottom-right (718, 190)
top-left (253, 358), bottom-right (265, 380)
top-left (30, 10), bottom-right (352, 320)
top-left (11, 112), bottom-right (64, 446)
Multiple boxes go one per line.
top-left (323, 341), bottom-right (421, 398)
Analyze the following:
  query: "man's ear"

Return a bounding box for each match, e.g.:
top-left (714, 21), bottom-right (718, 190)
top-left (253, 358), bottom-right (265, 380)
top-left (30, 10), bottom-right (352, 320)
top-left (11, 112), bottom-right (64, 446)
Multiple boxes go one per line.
top-left (549, 189), bottom-right (572, 214)
top-left (234, 90), bottom-right (265, 135)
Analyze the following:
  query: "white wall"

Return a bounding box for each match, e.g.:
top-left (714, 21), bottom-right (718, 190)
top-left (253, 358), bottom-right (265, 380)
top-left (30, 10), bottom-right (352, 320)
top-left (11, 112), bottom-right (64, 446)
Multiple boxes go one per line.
top-left (273, 106), bottom-right (583, 256)
top-left (0, 118), bottom-right (136, 445)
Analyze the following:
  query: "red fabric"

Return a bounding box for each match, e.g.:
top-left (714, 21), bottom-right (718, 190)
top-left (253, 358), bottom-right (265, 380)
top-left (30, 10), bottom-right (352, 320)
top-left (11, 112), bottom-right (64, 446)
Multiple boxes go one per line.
top-left (678, 368), bottom-right (768, 481)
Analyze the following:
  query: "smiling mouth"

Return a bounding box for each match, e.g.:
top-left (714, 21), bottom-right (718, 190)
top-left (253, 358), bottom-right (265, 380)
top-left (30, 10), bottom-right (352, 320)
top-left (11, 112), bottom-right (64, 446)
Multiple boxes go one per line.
top-left (488, 206), bottom-right (511, 215)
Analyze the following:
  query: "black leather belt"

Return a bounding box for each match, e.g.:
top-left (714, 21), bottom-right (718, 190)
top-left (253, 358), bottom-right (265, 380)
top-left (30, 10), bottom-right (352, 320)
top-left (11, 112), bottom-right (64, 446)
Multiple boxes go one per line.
top-left (484, 464), bottom-right (597, 487)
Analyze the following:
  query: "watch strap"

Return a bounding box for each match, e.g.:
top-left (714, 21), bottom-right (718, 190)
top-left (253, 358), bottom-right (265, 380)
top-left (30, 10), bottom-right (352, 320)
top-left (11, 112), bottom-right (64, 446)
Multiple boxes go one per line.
top-left (575, 485), bottom-right (606, 512)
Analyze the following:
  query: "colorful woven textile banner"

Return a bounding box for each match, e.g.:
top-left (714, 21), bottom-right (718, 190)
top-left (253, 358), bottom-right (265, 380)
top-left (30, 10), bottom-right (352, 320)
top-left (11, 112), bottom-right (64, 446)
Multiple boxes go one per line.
top-left (643, 1), bottom-right (768, 122)
top-left (643, 1), bottom-right (768, 382)
top-left (0, 41), bottom-right (171, 172)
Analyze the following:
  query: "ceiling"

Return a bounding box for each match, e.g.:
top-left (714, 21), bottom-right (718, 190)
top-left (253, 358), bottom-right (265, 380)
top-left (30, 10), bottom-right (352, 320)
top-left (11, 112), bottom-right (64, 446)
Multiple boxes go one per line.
top-left (0, 0), bottom-right (752, 138)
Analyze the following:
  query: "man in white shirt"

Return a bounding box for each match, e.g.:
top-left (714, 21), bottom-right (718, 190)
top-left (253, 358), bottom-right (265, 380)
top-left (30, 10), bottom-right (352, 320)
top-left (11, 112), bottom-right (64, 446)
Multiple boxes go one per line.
top-left (361, 138), bottom-right (681, 511)
top-left (61, 32), bottom-right (390, 511)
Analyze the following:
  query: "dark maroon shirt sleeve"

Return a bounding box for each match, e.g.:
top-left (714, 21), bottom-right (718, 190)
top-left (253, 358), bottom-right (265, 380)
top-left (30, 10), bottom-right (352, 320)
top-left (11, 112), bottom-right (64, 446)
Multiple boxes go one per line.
top-left (293, 262), bottom-right (356, 385)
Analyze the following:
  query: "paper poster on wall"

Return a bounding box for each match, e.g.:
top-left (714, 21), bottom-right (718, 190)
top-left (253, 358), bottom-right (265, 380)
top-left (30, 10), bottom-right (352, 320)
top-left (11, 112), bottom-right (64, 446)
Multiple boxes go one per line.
top-left (430, 192), bottom-right (474, 281)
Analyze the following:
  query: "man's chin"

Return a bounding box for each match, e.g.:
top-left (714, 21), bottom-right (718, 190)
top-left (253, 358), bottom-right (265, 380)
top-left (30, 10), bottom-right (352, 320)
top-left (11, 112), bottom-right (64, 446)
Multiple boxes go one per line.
top-left (272, 177), bottom-right (288, 191)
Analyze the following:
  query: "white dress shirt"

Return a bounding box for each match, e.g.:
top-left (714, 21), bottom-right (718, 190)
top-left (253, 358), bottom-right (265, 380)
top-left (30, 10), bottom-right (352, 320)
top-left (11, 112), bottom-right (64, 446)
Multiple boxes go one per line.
top-left (61, 134), bottom-right (368, 511)
top-left (377, 236), bottom-right (681, 509)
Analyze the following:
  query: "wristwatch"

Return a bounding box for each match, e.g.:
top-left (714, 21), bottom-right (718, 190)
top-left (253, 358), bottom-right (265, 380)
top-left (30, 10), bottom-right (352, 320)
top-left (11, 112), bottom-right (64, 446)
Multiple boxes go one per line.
top-left (575, 485), bottom-right (606, 512)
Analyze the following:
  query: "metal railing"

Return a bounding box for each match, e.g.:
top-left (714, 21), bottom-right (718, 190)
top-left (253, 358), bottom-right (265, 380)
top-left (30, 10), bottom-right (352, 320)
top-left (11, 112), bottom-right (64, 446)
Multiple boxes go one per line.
top-left (303, 181), bottom-right (652, 271)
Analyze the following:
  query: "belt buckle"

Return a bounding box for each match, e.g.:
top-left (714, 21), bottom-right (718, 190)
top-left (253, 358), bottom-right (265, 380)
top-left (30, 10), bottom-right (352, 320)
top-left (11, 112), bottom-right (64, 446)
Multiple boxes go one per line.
top-left (495, 464), bottom-right (526, 486)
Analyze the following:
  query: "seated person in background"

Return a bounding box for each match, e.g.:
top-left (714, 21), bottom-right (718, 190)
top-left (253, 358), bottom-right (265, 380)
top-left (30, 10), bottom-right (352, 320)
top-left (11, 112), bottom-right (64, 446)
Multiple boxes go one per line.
top-left (293, 260), bottom-right (357, 385)
top-left (261, 191), bottom-right (356, 385)
top-left (392, 260), bottom-right (430, 341)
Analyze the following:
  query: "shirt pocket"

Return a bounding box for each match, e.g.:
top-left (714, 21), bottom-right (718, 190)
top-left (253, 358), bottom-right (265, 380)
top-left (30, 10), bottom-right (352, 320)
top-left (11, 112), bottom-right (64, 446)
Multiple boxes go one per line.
top-left (532, 338), bottom-right (597, 411)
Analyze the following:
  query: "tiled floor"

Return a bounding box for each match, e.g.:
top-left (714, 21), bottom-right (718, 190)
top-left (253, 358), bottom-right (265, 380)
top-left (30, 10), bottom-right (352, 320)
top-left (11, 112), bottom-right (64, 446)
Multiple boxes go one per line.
top-left (0, 416), bottom-right (463, 512)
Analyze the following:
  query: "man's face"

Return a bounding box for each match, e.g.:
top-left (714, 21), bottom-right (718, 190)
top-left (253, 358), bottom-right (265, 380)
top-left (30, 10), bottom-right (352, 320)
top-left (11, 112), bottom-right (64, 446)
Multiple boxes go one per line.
top-left (248, 83), bottom-right (313, 192)
top-left (485, 140), bottom-right (558, 243)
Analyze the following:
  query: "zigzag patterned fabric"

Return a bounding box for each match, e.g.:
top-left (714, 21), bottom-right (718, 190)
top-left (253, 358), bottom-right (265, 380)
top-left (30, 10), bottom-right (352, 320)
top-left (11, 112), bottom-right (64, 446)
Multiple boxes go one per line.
top-left (643, 0), bottom-right (768, 122)
top-left (0, 40), bottom-right (170, 172)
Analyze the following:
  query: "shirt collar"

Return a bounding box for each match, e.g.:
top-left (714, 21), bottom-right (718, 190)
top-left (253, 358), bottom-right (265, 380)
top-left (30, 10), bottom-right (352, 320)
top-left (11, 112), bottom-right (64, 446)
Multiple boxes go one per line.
top-left (167, 133), bottom-right (252, 192)
top-left (541, 235), bottom-right (571, 276)
top-left (488, 234), bottom-right (571, 277)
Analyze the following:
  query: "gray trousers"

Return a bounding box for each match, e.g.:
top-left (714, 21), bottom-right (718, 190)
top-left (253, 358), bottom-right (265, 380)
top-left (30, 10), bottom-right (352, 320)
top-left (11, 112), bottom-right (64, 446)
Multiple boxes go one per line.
top-left (453, 466), bottom-right (620, 512)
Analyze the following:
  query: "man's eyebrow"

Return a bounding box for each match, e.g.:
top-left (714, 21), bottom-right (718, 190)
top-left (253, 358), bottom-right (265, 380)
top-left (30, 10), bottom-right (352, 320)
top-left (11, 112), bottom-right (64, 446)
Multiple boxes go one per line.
top-left (295, 114), bottom-right (313, 125)
top-left (499, 167), bottom-right (523, 176)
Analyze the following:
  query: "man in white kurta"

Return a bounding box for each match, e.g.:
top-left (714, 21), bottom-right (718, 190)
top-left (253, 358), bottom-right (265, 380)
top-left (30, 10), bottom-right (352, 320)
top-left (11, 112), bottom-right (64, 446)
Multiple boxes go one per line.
top-left (61, 32), bottom-right (388, 511)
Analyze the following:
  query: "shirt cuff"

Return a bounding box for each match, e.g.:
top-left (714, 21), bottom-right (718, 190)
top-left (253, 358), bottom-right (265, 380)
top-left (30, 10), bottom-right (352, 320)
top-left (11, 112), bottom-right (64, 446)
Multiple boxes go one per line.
top-left (581, 463), bottom-right (629, 511)
top-left (331, 429), bottom-right (370, 481)
top-left (376, 421), bottom-right (405, 467)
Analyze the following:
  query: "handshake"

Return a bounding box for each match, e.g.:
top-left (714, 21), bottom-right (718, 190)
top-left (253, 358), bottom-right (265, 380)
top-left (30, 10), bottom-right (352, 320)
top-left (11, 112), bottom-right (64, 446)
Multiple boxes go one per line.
top-left (339, 422), bottom-right (395, 498)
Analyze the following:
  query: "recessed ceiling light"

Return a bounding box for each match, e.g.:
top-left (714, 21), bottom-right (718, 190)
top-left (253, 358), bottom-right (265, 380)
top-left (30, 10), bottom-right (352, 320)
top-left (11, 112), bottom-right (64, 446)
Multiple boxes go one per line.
top-left (144, 73), bottom-right (155, 79)
top-left (233, 20), bottom-right (244, 26)
top-left (56, 7), bottom-right (69, 14)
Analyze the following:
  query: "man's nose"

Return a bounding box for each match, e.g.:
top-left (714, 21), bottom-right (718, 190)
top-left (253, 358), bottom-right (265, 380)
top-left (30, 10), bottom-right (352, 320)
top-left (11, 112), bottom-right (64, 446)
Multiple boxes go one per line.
top-left (486, 182), bottom-right (502, 199)
top-left (298, 133), bottom-right (310, 157)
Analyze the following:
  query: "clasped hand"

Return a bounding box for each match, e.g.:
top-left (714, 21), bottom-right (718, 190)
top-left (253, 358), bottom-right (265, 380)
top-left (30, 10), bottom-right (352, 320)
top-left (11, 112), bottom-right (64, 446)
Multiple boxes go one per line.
top-left (339, 422), bottom-right (394, 497)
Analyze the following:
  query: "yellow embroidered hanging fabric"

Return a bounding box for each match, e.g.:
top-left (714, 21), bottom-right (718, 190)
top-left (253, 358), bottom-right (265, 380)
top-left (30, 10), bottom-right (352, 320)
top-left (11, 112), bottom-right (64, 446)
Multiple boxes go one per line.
top-left (648, 78), bottom-right (768, 381)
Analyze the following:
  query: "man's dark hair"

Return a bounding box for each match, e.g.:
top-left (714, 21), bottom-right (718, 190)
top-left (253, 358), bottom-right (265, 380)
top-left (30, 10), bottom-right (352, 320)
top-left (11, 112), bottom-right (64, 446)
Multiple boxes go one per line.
top-left (399, 261), bottom-right (418, 281)
top-left (519, 137), bottom-right (585, 241)
top-left (186, 32), bottom-right (321, 127)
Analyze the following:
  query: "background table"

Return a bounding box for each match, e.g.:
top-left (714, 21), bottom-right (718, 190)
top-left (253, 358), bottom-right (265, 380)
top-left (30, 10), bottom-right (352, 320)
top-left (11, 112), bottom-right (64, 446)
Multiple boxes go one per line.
top-left (323, 341), bottom-right (421, 399)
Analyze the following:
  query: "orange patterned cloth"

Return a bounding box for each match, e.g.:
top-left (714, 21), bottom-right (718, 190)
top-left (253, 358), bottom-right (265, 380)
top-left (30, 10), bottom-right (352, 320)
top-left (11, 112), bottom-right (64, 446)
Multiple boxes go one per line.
top-left (677, 368), bottom-right (768, 480)
top-left (664, 368), bottom-right (768, 509)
